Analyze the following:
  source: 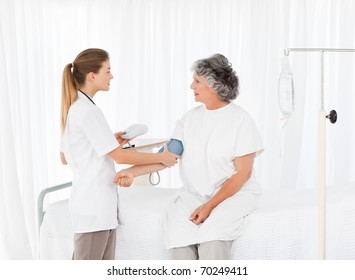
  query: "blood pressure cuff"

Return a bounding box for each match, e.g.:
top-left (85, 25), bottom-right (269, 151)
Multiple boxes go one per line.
top-left (158, 139), bottom-right (184, 155)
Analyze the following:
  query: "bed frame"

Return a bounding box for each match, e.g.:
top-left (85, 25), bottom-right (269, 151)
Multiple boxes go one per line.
top-left (38, 182), bottom-right (355, 260)
top-left (37, 182), bottom-right (72, 232)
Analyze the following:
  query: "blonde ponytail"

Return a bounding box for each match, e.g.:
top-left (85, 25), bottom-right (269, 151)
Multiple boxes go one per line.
top-left (61, 63), bottom-right (78, 133)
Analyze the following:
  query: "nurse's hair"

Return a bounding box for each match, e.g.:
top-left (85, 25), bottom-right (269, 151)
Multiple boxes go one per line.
top-left (61, 48), bottom-right (109, 132)
top-left (191, 53), bottom-right (239, 102)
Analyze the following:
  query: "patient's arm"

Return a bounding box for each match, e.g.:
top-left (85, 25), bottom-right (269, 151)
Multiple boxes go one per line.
top-left (189, 152), bottom-right (256, 225)
top-left (108, 144), bottom-right (179, 167)
top-left (114, 143), bottom-right (180, 186)
top-left (114, 163), bottom-right (167, 187)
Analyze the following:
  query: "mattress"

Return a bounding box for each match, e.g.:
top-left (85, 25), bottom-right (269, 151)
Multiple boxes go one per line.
top-left (39, 184), bottom-right (355, 259)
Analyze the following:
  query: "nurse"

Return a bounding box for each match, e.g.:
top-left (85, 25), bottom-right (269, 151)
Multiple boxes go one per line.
top-left (60, 48), bottom-right (179, 260)
top-left (114, 53), bottom-right (263, 260)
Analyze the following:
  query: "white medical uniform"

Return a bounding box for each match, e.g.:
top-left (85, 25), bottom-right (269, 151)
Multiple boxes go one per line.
top-left (163, 103), bottom-right (263, 249)
top-left (61, 92), bottom-right (119, 233)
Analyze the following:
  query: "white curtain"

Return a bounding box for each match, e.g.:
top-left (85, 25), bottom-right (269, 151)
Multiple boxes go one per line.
top-left (1, 0), bottom-right (354, 259)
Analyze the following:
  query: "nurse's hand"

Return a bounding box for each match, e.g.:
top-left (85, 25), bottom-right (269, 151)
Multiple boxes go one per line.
top-left (160, 144), bottom-right (180, 167)
top-left (114, 131), bottom-right (130, 147)
top-left (114, 170), bottom-right (134, 187)
top-left (60, 152), bottom-right (67, 165)
top-left (189, 203), bottom-right (213, 225)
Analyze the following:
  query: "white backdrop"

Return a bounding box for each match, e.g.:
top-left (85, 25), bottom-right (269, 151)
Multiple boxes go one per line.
top-left (1, 0), bottom-right (354, 259)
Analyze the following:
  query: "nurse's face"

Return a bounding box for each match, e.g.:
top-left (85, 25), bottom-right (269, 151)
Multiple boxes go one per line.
top-left (190, 73), bottom-right (216, 104)
top-left (94, 60), bottom-right (113, 91)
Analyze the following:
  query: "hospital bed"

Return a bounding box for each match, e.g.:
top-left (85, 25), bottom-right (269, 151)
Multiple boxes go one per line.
top-left (38, 182), bottom-right (355, 259)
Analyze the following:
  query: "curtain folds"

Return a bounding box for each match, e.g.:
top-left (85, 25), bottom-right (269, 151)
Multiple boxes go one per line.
top-left (0, 18), bottom-right (33, 259)
top-left (1, 0), bottom-right (354, 259)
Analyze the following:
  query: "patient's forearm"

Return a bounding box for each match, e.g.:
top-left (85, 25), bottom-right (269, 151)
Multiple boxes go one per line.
top-left (127, 163), bottom-right (167, 178)
top-left (207, 170), bottom-right (250, 209)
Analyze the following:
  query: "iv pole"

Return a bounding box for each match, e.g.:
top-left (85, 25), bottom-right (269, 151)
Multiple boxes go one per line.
top-left (284, 48), bottom-right (355, 260)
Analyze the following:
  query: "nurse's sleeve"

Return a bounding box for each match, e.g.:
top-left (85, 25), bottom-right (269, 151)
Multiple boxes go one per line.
top-left (80, 107), bottom-right (119, 157)
top-left (234, 115), bottom-right (264, 158)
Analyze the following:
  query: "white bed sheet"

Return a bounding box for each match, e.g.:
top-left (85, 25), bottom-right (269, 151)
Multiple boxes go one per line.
top-left (39, 184), bottom-right (355, 260)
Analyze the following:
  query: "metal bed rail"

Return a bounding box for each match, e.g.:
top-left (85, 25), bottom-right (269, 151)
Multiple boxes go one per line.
top-left (37, 182), bottom-right (72, 232)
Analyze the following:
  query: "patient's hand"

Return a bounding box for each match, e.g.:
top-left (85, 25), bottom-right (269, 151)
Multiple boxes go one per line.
top-left (189, 203), bottom-right (213, 225)
top-left (114, 170), bottom-right (134, 187)
top-left (114, 131), bottom-right (129, 147)
top-left (161, 144), bottom-right (180, 167)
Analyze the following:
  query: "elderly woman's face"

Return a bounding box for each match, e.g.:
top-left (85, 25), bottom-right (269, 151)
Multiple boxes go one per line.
top-left (190, 73), bottom-right (216, 104)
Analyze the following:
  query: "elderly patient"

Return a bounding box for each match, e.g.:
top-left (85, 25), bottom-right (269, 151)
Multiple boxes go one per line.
top-left (115, 53), bottom-right (263, 260)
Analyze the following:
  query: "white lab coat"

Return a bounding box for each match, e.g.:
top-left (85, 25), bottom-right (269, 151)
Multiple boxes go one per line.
top-left (61, 92), bottom-right (119, 233)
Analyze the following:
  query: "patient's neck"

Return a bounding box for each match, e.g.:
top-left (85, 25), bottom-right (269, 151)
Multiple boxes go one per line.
top-left (205, 99), bottom-right (230, 110)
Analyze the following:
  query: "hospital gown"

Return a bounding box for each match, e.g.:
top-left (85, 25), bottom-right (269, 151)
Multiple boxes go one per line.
top-left (162, 103), bottom-right (263, 249)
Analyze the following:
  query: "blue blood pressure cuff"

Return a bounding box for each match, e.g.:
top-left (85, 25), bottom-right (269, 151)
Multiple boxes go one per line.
top-left (158, 139), bottom-right (184, 156)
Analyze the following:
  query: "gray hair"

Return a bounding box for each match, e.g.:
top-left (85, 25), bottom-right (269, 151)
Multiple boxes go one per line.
top-left (191, 54), bottom-right (239, 102)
